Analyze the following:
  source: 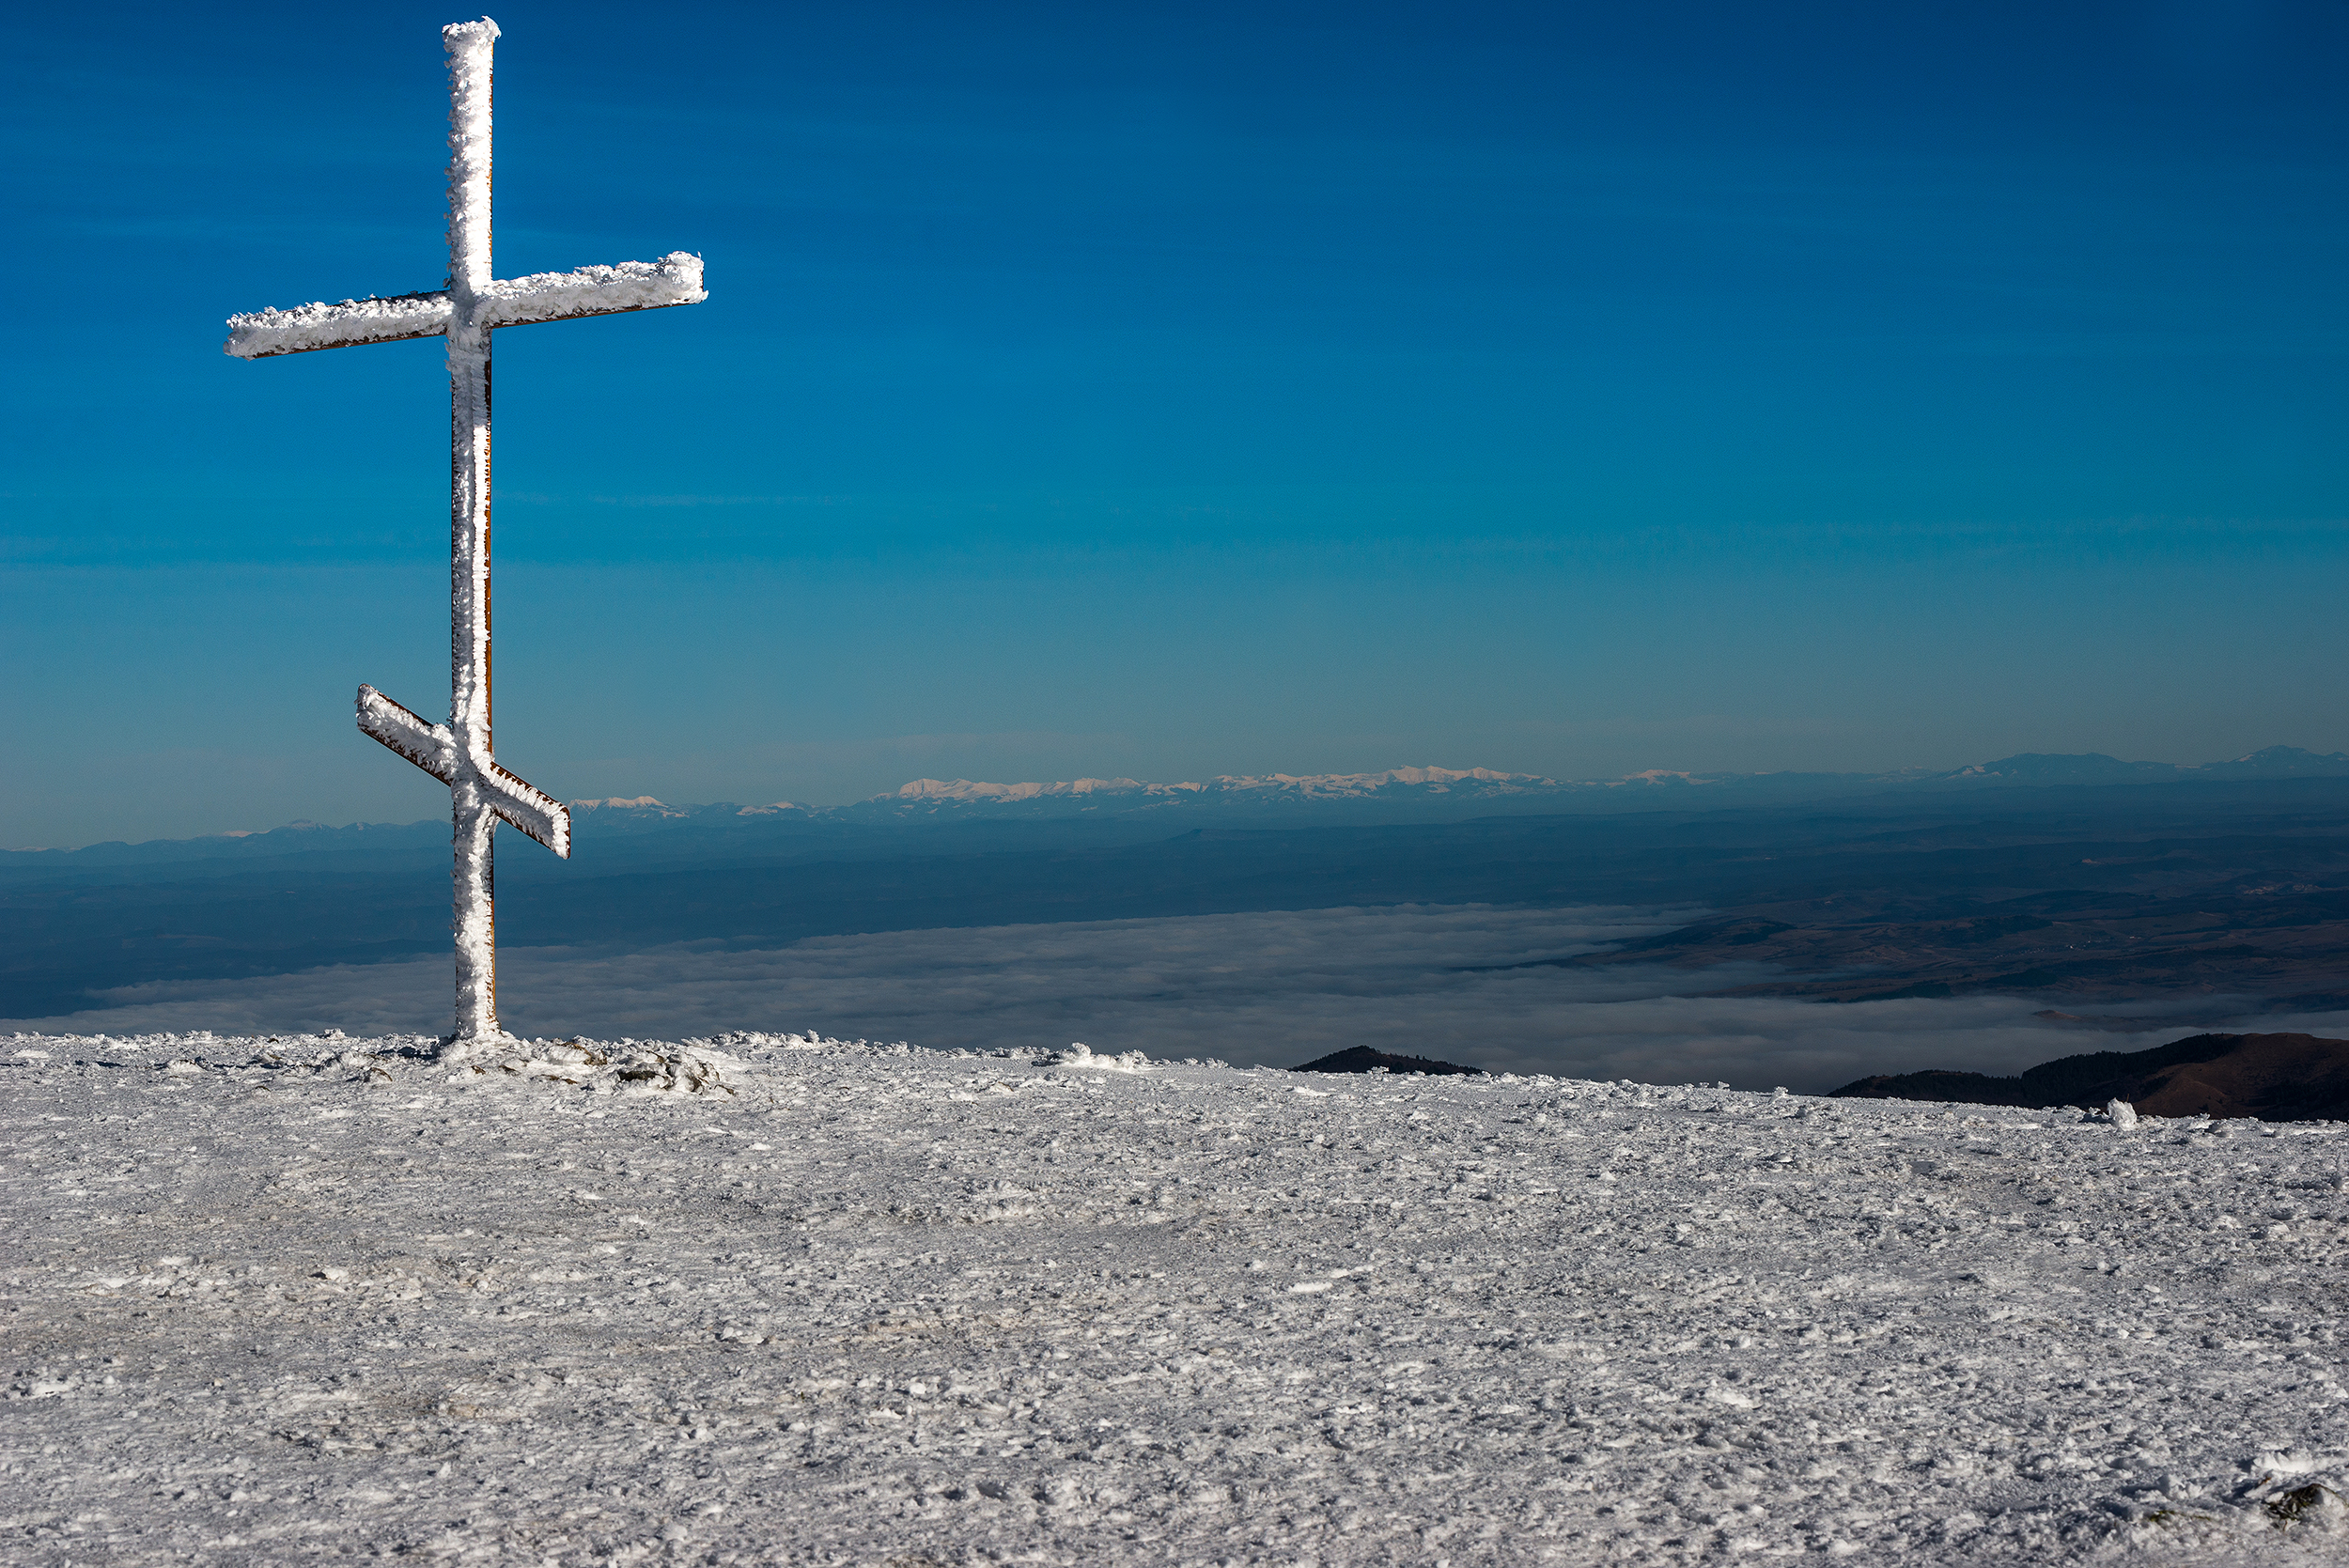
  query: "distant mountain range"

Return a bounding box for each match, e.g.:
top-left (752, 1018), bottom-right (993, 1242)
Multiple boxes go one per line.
top-left (13, 750), bottom-right (2349, 1024)
top-left (12, 748), bottom-right (2349, 863)
top-left (569, 746), bottom-right (2349, 831)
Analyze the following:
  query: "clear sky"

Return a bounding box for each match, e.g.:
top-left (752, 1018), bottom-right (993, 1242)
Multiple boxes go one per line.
top-left (6, 0), bottom-right (2346, 846)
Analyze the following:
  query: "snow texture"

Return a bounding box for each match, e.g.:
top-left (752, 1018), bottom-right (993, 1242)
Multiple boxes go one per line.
top-left (6, 1031), bottom-right (2345, 1563)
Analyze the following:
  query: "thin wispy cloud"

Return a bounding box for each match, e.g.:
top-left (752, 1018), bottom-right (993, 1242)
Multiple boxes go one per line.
top-left (491, 492), bottom-right (851, 508)
top-left (7, 903), bottom-right (2284, 1091)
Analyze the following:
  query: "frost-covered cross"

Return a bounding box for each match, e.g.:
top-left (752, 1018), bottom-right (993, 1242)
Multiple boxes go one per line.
top-left (223, 19), bottom-right (705, 1050)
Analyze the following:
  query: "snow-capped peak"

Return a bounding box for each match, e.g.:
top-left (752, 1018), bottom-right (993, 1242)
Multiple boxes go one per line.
top-left (526, 747), bottom-right (2349, 840)
top-left (876, 766), bottom-right (1553, 808)
top-left (892, 777), bottom-right (1151, 802)
top-left (1219, 765), bottom-right (1550, 792)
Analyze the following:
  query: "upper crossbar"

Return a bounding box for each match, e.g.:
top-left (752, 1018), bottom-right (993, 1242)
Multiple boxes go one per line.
top-left (225, 252), bottom-right (706, 359)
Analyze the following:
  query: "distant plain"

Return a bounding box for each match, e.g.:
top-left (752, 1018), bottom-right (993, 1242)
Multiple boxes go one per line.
top-left (14, 759), bottom-right (2349, 1089)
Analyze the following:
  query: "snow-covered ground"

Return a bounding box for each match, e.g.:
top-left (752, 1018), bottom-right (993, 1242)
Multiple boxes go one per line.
top-left (6, 1032), bottom-right (2345, 1564)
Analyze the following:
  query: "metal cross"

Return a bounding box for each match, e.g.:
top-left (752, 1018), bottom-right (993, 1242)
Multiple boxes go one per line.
top-left (223, 18), bottom-right (706, 1050)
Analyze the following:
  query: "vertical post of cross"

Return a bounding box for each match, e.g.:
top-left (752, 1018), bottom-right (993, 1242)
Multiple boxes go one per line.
top-left (445, 18), bottom-right (500, 1042)
top-left (221, 17), bottom-right (704, 1057)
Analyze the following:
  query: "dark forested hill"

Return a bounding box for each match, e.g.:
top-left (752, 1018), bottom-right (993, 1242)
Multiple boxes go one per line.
top-left (1832, 1032), bottom-right (2349, 1122)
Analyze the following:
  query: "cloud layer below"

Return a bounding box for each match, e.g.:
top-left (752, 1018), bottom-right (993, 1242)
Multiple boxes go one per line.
top-left (8, 903), bottom-right (2310, 1093)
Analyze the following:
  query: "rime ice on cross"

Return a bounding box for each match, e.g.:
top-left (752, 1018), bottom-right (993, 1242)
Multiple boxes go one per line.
top-left (223, 19), bottom-right (706, 1051)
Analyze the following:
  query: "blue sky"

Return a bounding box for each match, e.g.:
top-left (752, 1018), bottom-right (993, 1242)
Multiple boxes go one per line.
top-left (7, 0), bottom-right (2346, 846)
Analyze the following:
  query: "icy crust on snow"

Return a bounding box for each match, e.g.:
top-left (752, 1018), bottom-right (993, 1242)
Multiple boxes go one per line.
top-left (222, 256), bottom-right (707, 359)
top-left (6, 1033), bottom-right (2348, 1564)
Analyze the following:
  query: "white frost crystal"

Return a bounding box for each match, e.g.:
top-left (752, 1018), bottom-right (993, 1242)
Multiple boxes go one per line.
top-left (2109, 1096), bottom-right (2139, 1129)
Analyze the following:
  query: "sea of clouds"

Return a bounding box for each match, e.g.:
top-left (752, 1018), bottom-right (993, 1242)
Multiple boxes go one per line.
top-left (10, 903), bottom-right (2326, 1093)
